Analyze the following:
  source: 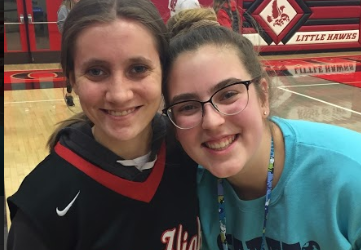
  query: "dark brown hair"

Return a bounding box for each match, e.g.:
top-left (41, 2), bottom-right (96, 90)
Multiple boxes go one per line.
top-left (163, 8), bottom-right (271, 109)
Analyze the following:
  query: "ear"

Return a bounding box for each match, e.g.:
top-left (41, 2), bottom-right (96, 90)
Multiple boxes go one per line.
top-left (259, 78), bottom-right (270, 116)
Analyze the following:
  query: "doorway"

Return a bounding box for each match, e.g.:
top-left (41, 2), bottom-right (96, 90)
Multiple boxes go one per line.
top-left (4, 0), bottom-right (62, 64)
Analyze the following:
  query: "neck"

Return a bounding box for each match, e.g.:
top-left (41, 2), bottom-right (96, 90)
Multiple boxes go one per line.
top-left (92, 125), bottom-right (152, 160)
top-left (227, 122), bottom-right (285, 200)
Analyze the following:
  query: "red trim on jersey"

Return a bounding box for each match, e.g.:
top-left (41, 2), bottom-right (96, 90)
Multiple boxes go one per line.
top-left (54, 142), bottom-right (166, 203)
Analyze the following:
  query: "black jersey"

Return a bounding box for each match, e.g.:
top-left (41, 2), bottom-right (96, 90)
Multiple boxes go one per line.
top-left (7, 116), bottom-right (201, 250)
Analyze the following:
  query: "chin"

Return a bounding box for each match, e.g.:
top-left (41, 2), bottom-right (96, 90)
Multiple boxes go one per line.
top-left (204, 165), bottom-right (237, 179)
top-left (198, 156), bottom-right (239, 176)
top-left (108, 129), bottom-right (136, 141)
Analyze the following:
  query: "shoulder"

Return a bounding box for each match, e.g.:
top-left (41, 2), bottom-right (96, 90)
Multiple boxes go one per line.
top-left (59, 5), bottom-right (68, 11)
top-left (272, 117), bottom-right (361, 149)
top-left (7, 152), bottom-right (80, 249)
top-left (8, 152), bottom-right (80, 215)
top-left (273, 116), bottom-right (360, 137)
top-left (272, 117), bottom-right (361, 163)
top-left (57, 5), bottom-right (69, 16)
top-left (13, 153), bottom-right (69, 189)
top-left (58, 5), bottom-right (68, 12)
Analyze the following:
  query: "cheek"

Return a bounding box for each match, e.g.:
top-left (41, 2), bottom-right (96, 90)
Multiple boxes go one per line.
top-left (140, 76), bottom-right (162, 99)
top-left (145, 84), bottom-right (162, 99)
top-left (76, 82), bottom-right (102, 104)
top-left (243, 108), bottom-right (263, 127)
top-left (246, 91), bottom-right (264, 116)
top-left (232, 98), bottom-right (265, 133)
top-left (238, 108), bottom-right (265, 147)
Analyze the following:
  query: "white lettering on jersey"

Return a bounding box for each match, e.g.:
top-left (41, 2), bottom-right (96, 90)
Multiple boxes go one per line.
top-left (161, 217), bottom-right (202, 250)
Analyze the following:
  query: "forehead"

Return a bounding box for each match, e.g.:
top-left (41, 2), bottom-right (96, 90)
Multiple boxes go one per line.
top-left (73, 18), bottom-right (159, 64)
top-left (76, 17), bottom-right (156, 45)
top-left (168, 45), bottom-right (250, 96)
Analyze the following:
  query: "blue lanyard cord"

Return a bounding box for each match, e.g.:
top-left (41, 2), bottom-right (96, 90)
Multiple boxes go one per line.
top-left (218, 179), bottom-right (227, 250)
top-left (218, 139), bottom-right (275, 250)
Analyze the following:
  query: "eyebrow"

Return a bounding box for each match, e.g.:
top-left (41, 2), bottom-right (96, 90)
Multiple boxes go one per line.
top-left (81, 59), bottom-right (108, 69)
top-left (128, 56), bottom-right (154, 65)
top-left (80, 56), bottom-right (154, 69)
top-left (170, 77), bottom-right (244, 104)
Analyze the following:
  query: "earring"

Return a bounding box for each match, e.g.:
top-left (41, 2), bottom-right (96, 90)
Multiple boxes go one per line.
top-left (264, 111), bottom-right (267, 115)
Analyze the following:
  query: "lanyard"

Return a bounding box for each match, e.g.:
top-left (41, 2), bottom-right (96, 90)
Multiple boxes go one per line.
top-left (218, 139), bottom-right (275, 250)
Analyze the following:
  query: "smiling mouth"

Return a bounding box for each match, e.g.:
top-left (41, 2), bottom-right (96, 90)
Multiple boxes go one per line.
top-left (105, 108), bottom-right (137, 117)
top-left (203, 135), bottom-right (237, 151)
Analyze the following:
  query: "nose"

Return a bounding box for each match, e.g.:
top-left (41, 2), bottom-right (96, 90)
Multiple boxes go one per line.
top-left (201, 103), bottom-right (225, 130)
top-left (105, 74), bottom-right (134, 104)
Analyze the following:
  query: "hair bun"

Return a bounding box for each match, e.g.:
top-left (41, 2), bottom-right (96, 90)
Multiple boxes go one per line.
top-left (167, 8), bottom-right (220, 39)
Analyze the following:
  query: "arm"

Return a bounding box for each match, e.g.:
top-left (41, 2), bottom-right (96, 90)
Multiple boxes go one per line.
top-left (7, 210), bottom-right (49, 250)
top-left (57, 5), bottom-right (68, 33)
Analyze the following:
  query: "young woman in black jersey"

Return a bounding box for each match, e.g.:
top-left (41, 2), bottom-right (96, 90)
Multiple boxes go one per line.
top-left (7, 0), bottom-right (201, 249)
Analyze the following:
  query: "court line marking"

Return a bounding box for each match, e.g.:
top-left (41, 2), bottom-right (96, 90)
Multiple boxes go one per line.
top-left (4, 98), bottom-right (72, 105)
top-left (279, 83), bottom-right (339, 88)
top-left (278, 87), bottom-right (361, 116)
top-left (4, 68), bottom-right (61, 73)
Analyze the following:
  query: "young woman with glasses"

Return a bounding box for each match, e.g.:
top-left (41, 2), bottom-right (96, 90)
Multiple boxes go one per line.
top-left (163, 8), bottom-right (361, 250)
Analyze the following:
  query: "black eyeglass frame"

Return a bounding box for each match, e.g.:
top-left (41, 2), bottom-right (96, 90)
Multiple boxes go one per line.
top-left (162, 78), bottom-right (259, 129)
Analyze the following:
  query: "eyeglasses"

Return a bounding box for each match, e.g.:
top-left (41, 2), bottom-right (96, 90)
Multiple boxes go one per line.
top-left (163, 78), bottom-right (258, 129)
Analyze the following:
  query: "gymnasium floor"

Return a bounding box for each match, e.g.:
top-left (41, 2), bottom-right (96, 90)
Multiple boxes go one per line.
top-left (3, 51), bottom-right (361, 242)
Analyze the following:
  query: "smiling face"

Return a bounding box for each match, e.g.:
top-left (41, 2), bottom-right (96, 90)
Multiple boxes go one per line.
top-left (168, 45), bottom-right (269, 178)
top-left (72, 18), bottom-right (162, 157)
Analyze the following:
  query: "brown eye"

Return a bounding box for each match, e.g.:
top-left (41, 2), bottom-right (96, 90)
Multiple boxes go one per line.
top-left (87, 68), bottom-right (105, 76)
top-left (130, 65), bottom-right (148, 74)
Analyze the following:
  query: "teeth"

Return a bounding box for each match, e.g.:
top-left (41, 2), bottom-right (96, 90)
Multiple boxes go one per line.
top-left (205, 136), bottom-right (236, 150)
top-left (108, 108), bottom-right (135, 116)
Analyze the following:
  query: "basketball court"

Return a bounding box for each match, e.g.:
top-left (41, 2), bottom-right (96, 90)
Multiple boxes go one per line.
top-left (4, 52), bottom-right (361, 222)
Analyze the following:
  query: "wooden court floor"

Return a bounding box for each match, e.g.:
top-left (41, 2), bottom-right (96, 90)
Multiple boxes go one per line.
top-left (3, 51), bottom-right (361, 228)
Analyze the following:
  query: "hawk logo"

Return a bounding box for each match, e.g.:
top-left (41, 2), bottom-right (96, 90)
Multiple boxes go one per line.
top-left (267, 0), bottom-right (290, 27)
top-left (254, 0), bottom-right (308, 44)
